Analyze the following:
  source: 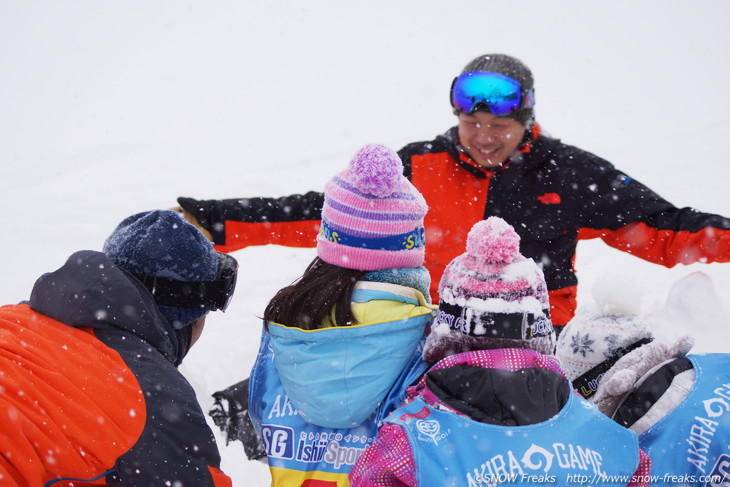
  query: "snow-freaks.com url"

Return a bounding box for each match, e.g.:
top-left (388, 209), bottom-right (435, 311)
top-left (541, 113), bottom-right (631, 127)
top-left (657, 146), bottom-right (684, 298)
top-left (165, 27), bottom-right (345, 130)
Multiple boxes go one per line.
top-left (567, 472), bottom-right (723, 484)
top-left (473, 472), bottom-right (723, 485)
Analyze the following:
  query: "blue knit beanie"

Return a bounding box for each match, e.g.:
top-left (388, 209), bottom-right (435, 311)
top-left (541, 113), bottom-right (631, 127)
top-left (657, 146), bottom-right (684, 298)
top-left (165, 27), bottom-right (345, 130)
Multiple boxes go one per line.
top-left (103, 210), bottom-right (220, 329)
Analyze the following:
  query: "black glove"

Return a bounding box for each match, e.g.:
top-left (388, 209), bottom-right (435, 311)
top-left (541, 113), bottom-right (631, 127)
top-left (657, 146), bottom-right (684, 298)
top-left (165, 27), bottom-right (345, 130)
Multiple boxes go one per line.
top-left (210, 378), bottom-right (267, 461)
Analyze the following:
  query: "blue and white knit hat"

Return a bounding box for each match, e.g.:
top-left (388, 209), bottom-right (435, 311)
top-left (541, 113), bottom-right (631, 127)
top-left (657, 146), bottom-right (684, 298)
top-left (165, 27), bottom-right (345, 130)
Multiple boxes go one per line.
top-left (556, 274), bottom-right (694, 413)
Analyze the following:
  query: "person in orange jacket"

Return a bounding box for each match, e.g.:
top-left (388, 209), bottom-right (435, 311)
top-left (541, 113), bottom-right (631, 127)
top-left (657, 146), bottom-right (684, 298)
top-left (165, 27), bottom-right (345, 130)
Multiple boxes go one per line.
top-left (176, 53), bottom-right (730, 332)
top-left (0, 210), bottom-right (236, 487)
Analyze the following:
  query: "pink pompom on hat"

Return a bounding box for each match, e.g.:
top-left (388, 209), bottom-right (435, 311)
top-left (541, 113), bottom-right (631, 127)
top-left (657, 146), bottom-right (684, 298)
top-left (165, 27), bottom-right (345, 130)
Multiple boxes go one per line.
top-left (316, 144), bottom-right (428, 271)
top-left (422, 217), bottom-right (555, 363)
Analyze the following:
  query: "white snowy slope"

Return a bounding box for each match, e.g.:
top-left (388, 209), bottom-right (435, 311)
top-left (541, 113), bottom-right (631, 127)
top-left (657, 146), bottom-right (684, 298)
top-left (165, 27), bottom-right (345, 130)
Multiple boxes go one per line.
top-left (1, 1), bottom-right (729, 483)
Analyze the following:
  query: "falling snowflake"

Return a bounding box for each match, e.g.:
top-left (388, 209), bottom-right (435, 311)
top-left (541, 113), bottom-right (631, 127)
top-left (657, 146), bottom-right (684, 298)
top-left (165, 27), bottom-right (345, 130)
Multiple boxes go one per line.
top-left (570, 332), bottom-right (595, 357)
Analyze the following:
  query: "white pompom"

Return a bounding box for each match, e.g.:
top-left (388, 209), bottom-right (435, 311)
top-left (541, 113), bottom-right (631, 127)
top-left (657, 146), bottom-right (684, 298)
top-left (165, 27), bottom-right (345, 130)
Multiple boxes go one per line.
top-left (591, 273), bottom-right (644, 317)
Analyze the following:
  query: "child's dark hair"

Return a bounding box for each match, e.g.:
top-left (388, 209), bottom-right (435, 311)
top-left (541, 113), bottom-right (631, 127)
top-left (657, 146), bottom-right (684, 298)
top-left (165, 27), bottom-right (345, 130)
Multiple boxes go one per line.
top-left (264, 257), bottom-right (367, 330)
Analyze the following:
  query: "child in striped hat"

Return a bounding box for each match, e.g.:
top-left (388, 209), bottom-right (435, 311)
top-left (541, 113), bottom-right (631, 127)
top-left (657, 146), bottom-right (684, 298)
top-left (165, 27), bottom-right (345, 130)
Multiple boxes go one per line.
top-left (263, 143), bottom-right (431, 329)
top-left (317, 143), bottom-right (427, 272)
top-left (248, 144), bottom-right (435, 487)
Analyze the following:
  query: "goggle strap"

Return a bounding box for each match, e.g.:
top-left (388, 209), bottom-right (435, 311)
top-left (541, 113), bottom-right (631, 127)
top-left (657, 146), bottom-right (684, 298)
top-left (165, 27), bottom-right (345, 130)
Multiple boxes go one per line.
top-left (438, 301), bottom-right (553, 339)
top-left (131, 273), bottom-right (227, 309)
top-left (522, 88), bottom-right (535, 110)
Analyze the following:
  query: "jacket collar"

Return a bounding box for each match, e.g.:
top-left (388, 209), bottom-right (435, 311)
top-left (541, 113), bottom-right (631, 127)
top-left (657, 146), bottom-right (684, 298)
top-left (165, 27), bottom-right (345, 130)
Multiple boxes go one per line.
top-left (410, 348), bottom-right (571, 426)
top-left (440, 123), bottom-right (541, 178)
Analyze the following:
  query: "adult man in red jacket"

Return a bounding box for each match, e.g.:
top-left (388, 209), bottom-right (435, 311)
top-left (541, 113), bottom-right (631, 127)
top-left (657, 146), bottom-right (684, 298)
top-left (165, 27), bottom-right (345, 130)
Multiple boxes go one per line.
top-left (177, 53), bottom-right (730, 330)
top-left (0, 210), bottom-right (236, 486)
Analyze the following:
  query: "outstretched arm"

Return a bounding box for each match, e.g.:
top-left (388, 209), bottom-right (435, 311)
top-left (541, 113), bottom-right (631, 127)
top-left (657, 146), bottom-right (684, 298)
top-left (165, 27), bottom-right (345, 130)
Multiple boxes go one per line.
top-left (591, 206), bottom-right (730, 267)
top-left (572, 154), bottom-right (730, 267)
top-left (177, 191), bottom-right (324, 253)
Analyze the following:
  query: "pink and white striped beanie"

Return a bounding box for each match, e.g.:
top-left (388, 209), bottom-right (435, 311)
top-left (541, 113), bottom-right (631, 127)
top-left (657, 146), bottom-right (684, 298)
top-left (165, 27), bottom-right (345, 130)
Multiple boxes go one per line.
top-left (422, 217), bottom-right (555, 363)
top-left (316, 144), bottom-right (428, 271)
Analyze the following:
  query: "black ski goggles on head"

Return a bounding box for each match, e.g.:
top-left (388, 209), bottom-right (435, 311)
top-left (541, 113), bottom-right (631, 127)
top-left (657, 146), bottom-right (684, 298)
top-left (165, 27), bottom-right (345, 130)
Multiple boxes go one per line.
top-left (450, 71), bottom-right (534, 115)
top-left (132, 252), bottom-right (238, 312)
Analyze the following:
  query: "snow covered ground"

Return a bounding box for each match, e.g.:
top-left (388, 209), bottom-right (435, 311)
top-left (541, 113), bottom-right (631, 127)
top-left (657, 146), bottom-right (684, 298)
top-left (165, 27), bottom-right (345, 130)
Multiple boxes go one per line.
top-left (2, 1), bottom-right (729, 483)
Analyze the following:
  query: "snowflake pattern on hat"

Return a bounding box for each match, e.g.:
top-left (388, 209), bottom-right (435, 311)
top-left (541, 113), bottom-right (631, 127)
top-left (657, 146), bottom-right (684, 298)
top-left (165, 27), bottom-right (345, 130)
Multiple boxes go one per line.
top-left (569, 332), bottom-right (595, 358)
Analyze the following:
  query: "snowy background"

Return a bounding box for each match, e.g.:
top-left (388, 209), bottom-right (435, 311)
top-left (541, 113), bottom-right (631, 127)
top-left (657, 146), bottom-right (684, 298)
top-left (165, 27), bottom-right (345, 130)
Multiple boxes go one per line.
top-left (2, 1), bottom-right (730, 483)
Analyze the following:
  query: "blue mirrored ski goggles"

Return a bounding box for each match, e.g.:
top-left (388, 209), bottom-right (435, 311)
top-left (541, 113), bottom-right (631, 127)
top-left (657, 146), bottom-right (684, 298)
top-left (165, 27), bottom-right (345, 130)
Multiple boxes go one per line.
top-left (450, 71), bottom-right (533, 115)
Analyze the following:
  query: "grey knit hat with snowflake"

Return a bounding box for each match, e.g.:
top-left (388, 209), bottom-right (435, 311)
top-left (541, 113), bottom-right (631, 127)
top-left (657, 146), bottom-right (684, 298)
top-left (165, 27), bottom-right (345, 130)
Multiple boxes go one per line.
top-left (555, 275), bottom-right (654, 399)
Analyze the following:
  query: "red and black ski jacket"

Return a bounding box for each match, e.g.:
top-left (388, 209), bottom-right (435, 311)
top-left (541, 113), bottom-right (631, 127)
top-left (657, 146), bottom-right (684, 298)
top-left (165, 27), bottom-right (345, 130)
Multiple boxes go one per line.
top-left (0, 250), bottom-right (232, 487)
top-left (178, 126), bottom-right (730, 327)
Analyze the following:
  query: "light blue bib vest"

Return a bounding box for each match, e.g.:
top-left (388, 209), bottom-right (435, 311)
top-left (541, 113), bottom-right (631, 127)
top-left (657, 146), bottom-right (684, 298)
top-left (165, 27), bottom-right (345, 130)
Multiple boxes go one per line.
top-left (387, 394), bottom-right (640, 487)
top-left (638, 353), bottom-right (730, 484)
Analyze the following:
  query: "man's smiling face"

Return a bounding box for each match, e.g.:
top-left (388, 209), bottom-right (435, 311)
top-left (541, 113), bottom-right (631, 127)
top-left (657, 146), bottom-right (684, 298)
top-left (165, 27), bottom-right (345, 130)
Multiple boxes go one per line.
top-left (457, 111), bottom-right (525, 168)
